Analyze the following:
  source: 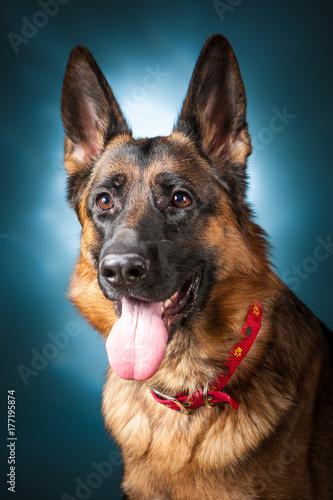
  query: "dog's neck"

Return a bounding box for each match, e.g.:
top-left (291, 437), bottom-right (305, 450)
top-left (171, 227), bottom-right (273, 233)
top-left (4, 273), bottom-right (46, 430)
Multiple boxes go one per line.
top-left (148, 300), bottom-right (263, 414)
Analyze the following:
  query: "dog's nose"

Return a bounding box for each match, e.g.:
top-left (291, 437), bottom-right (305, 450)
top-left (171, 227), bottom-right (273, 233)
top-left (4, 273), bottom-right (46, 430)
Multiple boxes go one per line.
top-left (99, 253), bottom-right (148, 287)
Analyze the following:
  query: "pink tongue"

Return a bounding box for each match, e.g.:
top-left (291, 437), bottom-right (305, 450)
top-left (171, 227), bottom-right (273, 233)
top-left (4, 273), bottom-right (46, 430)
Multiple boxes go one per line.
top-left (105, 297), bottom-right (168, 380)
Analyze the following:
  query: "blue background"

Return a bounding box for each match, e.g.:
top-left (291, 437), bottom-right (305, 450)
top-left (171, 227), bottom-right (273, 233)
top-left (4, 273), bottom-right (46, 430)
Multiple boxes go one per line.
top-left (1, 1), bottom-right (332, 499)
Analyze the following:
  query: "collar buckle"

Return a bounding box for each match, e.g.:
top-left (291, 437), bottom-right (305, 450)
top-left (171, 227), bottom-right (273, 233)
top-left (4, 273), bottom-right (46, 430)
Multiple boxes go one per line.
top-left (149, 387), bottom-right (190, 415)
top-left (203, 383), bottom-right (214, 408)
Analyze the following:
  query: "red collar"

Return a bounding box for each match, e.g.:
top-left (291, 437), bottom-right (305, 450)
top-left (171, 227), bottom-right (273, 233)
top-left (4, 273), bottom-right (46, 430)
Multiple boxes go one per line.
top-left (149, 301), bottom-right (263, 414)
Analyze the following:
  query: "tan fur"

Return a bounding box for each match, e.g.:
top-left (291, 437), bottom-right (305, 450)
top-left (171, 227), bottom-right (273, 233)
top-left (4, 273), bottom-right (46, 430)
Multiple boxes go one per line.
top-left (65, 131), bottom-right (332, 499)
top-left (61, 35), bottom-right (333, 499)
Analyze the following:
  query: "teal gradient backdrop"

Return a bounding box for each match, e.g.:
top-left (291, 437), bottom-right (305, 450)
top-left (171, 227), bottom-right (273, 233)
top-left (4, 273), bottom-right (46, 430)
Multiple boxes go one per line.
top-left (1, 1), bottom-right (332, 499)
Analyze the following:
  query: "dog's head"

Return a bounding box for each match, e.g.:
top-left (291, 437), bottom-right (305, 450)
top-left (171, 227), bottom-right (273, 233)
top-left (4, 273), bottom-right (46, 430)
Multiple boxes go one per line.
top-left (61, 35), bottom-right (269, 382)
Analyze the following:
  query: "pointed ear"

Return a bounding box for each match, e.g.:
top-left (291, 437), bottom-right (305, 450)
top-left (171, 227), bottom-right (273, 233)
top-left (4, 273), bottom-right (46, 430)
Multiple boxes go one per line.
top-left (61, 46), bottom-right (131, 170)
top-left (175, 34), bottom-right (251, 167)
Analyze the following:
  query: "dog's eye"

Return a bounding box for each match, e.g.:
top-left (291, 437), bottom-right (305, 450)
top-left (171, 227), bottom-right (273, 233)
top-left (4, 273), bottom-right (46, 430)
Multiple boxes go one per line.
top-left (96, 193), bottom-right (113, 211)
top-left (171, 192), bottom-right (192, 208)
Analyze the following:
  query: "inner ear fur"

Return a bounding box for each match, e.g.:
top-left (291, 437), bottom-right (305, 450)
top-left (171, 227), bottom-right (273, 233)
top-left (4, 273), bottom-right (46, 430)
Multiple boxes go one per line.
top-left (61, 46), bottom-right (131, 171)
top-left (175, 34), bottom-right (251, 169)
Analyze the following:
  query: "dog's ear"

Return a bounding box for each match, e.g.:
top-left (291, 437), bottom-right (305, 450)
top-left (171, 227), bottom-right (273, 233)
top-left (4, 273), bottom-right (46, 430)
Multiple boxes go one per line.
top-left (175, 34), bottom-right (251, 173)
top-left (61, 46), bottom-right (131, 169)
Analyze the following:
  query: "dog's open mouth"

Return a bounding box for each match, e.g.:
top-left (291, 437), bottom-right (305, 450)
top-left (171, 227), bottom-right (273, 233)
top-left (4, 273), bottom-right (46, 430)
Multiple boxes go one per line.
top-left (113, 274), bottom-right (200, 326)
top-left (106, 274), bottom-right (200, 381)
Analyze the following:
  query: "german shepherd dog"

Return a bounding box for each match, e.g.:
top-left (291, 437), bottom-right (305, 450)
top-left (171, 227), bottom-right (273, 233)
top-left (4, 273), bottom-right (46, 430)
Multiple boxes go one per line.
top-left (61, 35), bottom-right (333, 499)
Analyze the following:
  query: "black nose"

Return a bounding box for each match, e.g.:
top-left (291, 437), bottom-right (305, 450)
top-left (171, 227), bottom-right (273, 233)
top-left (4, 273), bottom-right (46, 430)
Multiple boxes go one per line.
top-left (99, 253), bottom-right (148, 287)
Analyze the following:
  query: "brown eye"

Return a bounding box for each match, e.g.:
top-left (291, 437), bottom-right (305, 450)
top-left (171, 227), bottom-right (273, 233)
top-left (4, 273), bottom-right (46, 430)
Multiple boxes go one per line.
top-left (171, 192), bottom-right (192, 208)
top-left (96, 193), bottom-right (113, 211)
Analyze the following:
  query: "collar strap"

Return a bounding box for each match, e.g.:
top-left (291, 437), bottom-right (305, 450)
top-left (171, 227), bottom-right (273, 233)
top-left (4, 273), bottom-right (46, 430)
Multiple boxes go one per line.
top-left (149, 300), bottom-right (263, 414)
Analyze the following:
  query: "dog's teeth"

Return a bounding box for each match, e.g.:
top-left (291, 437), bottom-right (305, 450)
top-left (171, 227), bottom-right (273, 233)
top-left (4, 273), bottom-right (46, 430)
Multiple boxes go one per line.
top-left (163, 299), bottom-right (172, 308)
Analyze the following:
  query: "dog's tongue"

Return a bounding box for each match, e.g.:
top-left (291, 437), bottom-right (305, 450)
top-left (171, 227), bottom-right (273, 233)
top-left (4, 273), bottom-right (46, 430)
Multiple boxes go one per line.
top-left (106, 297), bottom-right (168, 380)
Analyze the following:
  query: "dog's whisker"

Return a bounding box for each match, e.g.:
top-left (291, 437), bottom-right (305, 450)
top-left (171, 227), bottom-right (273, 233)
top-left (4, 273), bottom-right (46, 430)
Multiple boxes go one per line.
top-left (58, 233), bottom-right (82, 245)
top-left (158, 239), bottom-right (175, 246)
top-left (176, 264), bottom-right (195, 271)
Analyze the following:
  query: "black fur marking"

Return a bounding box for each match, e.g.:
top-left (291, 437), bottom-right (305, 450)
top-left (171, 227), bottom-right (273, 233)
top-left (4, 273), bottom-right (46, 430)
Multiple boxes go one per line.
top-left (67, 167), bottom-right (92, 217)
